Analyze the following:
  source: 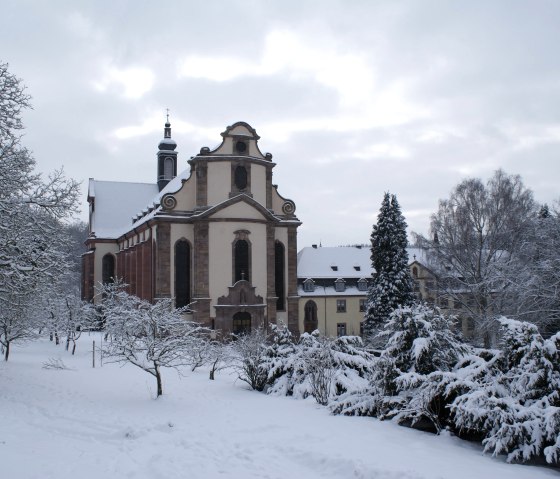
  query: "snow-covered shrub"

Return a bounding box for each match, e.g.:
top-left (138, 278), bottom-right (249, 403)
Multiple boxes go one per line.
top-left (261, 325), bottom-right (299, 396)
top-left (231, 328), bottom-right (269, 391)
top-left (450, 319), bottom-right (560, 464)
top-left (303, 336), bottom-right (337, 406)
top-left (263, 330), bottom-right (376, 406)
top-left (332, 304), bottom-right (469, 424)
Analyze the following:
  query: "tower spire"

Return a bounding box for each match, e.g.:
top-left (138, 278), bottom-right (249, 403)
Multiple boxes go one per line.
top-left (157, 108), bottom-right (178, 191)
top-left (164, 109), bottom-right (171, 139)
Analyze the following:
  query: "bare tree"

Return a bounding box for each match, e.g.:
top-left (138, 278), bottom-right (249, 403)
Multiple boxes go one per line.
top-left (415, 170), bottom-right (535, 346)
top-left (0, 63), bottom-right (79, 360)
top-left (505, 206), bottom-right (560, 336)
top-left (231, 328), bottom-right (269, 391)
top-left (207, 340), bottom-right (234, 380)
top-left (99, 282), bottom-right (207, 397)
top-left (303, 337), bottom-right (337, 406)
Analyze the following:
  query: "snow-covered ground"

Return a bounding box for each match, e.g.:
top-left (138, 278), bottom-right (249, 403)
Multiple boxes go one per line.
top-left (1, 336), bottom-right (557, 479)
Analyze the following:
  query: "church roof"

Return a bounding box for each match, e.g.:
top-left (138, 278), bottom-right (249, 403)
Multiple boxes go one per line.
top-left (88, 179), bottom-right (158, 239)
top-left (297, 245), bottom-right (427, 279)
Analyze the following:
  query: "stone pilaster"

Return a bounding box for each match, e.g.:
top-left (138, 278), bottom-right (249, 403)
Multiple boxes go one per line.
top-left (196, 162), bottom-right (208, 207)
top-left (193, 221), bottom-right (211, 325)
top-left (287, 226), bottom-right (299, 335)
top-left (266, 166), bottom-right (273, 209)
top-left (155, 222), bottom-right (171, 299)
top-left (266, 223), bottom-right (276, 331)
top-left (81, 252), bottom-right (94, 301)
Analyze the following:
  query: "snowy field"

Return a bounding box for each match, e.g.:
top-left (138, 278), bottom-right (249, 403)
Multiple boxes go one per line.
top-left (1, 335), bottom-right (557, 479)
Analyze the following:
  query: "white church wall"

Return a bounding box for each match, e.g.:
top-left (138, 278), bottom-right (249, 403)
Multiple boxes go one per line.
top-left (251, 163), bottom-right (267, 206)
top-left (173, 175), bottom-right (196, 211)
top-left (208, 221), bottom-right (267, 314)
top-left (207, 162), bottom-right (230, 206)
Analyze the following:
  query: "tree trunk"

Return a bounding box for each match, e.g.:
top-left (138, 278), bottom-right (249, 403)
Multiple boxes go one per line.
top-left (4, 341), bottom-right (10, 361)
top-left (209, 369), bottom-right (215, 380)
top-left (72, 342), bottom-right (76, 355)
top-left (155, 366), bottom-right (163, 397)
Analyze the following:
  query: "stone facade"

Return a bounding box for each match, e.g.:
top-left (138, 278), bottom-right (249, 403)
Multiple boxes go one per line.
top-left (83, 121), bottom-right (301, 336)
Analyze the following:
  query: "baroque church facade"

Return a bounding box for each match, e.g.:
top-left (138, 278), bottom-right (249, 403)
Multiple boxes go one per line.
top-left (82, 121), bottom-right (300, 335)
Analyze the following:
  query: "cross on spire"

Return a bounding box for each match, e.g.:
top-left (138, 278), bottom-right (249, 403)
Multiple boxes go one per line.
top-left (166, 108), bottom-right (170, 123)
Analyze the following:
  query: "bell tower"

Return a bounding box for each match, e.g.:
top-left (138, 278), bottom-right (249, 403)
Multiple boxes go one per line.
top-left (157, 111), bottom-right (177, 191)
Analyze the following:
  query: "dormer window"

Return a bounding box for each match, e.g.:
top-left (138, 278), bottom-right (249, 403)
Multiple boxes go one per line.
top-left (357, 278), bottom-right (368, 291)
top-left (334, 278), bottom-right (346, 292)
top-left (331, 265), bottom-right (338, 271)
top-left (303, 278), bottom-right (315, 292)
top-left (353, 265), bottom-right (361, 271)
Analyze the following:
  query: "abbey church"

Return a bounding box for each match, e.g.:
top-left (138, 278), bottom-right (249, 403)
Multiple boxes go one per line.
top-left (82, 120), bottom-right (467, 339)
top-left (82, 121), bottom-right (301, 335)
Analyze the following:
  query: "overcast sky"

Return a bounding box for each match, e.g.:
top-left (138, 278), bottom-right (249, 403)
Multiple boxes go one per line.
top-left (2, 0), bottom-right (559, 247)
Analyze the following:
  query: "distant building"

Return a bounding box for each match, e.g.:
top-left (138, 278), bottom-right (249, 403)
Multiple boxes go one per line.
top-left (83, 121), bottom-right (301, 335)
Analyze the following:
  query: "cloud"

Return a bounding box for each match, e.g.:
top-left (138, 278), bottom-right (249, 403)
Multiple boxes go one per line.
top-left (178, 29), bottom-right (376, 108)
top-left (94, 66), bottom-right (155, 99)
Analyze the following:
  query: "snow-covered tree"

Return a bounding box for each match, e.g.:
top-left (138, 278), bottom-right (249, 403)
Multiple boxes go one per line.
top-left (207, 339), bottom-right (234, 380)
top-left (415, 170), bottom-right (535, 346)
top-left (333, 304), bottom-right (468, 423)
top-left (43, 288), bottom-right (94, 355)
top-left (364, 192), bottom-right (414, 343)
top-left (505, 208), bottom-right (560, 336)
top-left (100, 282), bottom-right (207, 397)
top-left (450, 318), bottom-right (560, 464)
top-left (0, 62), bottom-right (79, 360)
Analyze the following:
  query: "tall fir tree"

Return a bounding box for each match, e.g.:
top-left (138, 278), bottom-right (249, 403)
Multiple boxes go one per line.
top-left (364, 193), bottom-right (414, 342)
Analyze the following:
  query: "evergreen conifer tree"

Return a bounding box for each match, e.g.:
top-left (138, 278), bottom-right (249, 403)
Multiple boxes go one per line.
top-left (364, 193), bottom-right (414, 342)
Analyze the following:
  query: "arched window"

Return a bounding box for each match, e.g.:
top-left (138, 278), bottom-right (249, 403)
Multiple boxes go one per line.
top-left (412, 266), bottom-right (418, 278)
top-left (234, 239), bottom-right (250, 282)
top-left (175, 240), bottom-right (191, 308)
top-left (275, 241), bottom-right (285, 311)
top-left (164, 157), bottom-right (174, 179)
top-left (233, 311), bottom-right (251, 335)
top-left (304, 300), bottom-right (318, 333)
top-left (234, 165), bottom-right (247, 190)
top-left (102, 254), bottom-right (115, 284)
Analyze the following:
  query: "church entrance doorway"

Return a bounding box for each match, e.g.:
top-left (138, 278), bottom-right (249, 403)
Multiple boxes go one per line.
top-left (232, 311), bottom-right (251, 335)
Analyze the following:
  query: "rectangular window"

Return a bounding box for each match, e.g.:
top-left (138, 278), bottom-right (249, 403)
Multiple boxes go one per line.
top-left (337, 323), bottom-right (347, 337)
top-left (359, 299), bottom-right (366, 312)
top-left (336, 299), bottom-right (346, 313)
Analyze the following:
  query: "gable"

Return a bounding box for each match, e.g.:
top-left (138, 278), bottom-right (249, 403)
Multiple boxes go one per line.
top-left (208, 200), bottom-right (267, 221)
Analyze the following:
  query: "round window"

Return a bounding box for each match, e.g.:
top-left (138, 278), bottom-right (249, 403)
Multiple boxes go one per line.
top-left (235, 141), bottom-right (247, 153)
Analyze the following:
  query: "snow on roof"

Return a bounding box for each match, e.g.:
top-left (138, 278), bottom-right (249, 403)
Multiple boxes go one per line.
top-left (89, 180), bottom-right (159, 239)
top-left (298, 285), bottom-right (367, 297)
top-left (297, 246), bottom-right (426, 279)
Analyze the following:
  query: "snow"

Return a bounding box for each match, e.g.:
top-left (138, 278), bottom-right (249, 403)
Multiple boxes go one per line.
top-left (297, 246), bottom-right (426, 279)
top-left (89, 180), bottom-right (158, 238)
top-left (1, 337), bottom-right (557, 479)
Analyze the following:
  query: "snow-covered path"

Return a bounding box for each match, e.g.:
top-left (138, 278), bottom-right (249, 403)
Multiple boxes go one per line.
top-left (0, 337), bottom-right (557, 479)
